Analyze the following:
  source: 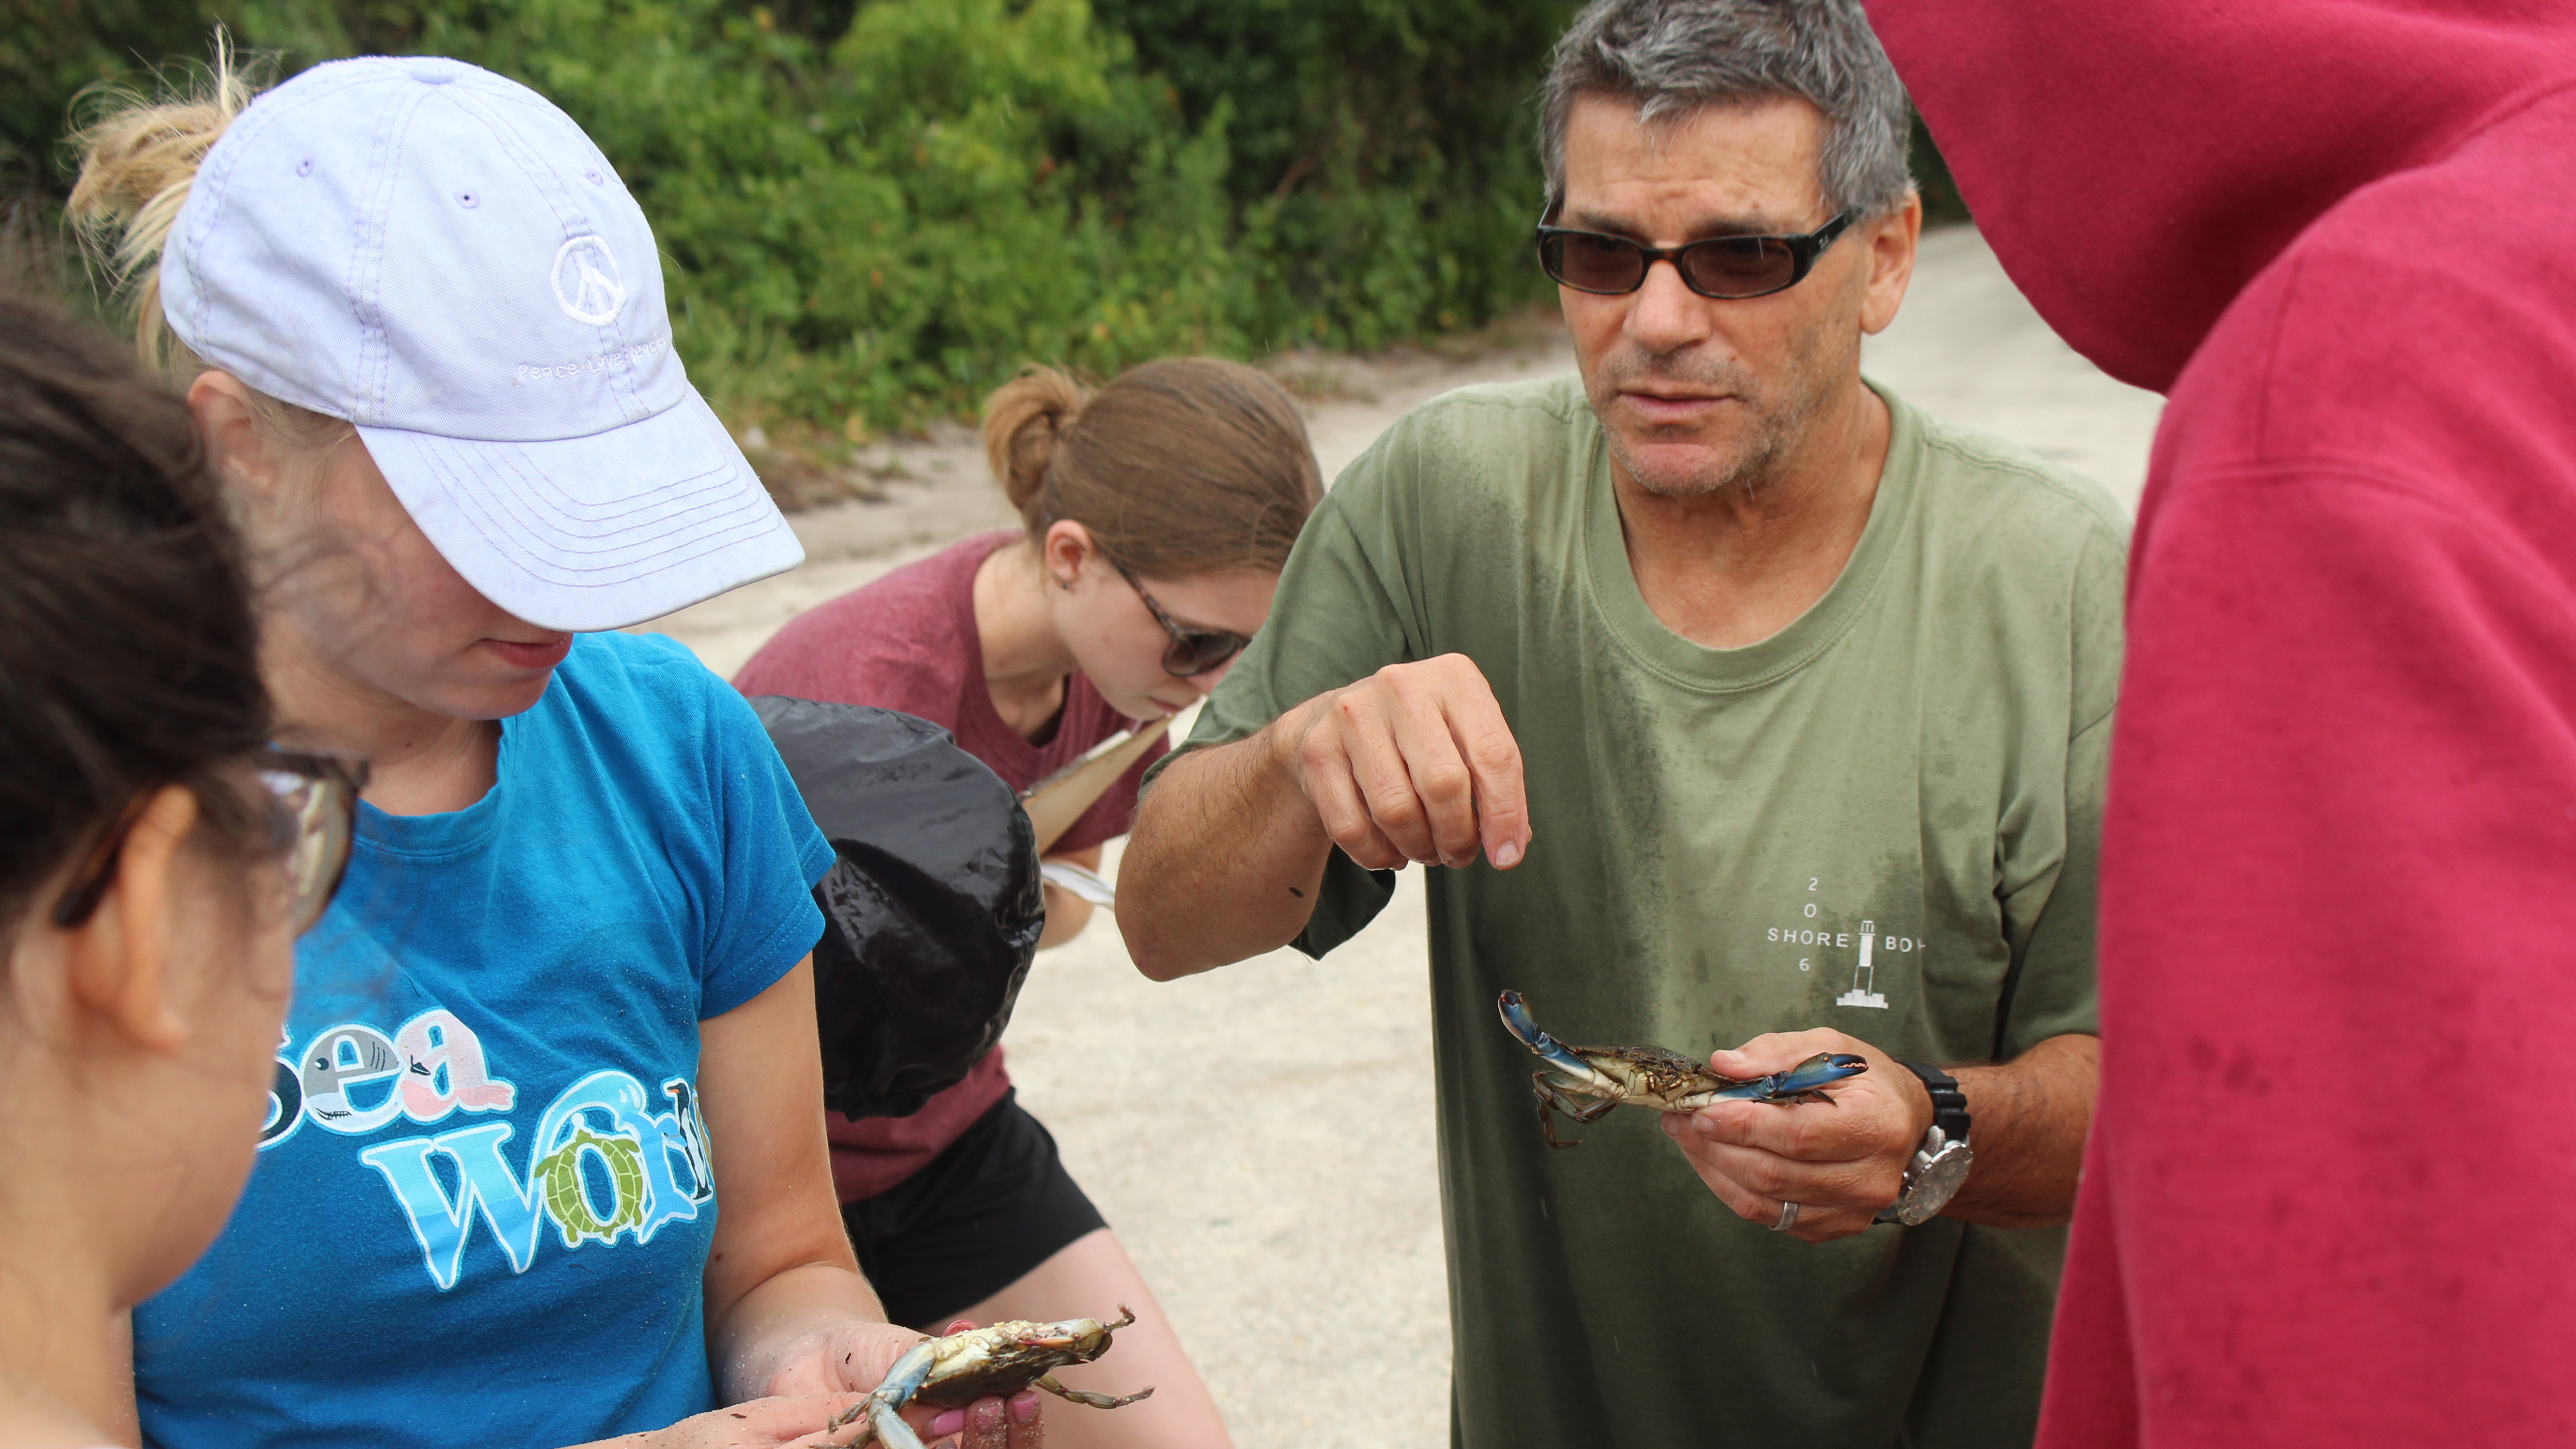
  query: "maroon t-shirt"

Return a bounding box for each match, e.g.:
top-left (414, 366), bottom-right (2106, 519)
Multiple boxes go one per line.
top-left (734, 531), bottom-right (1165, 1202)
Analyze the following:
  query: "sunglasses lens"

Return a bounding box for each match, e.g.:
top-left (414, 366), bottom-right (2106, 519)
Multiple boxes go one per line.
top-left (1164, 631), bottom-right (1250, 678)
top-left (1542, 231), bottom-right (1647, 293)
top-left (1681, 236), bottom-right (1797, 298)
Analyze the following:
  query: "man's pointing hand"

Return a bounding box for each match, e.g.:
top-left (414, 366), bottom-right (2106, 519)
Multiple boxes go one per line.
top-left (1267, 653), bottom-right (1532, 872)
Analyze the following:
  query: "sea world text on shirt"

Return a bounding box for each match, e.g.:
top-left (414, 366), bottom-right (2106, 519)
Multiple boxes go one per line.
top-left (260, 1008), bottom-right (717, 1290)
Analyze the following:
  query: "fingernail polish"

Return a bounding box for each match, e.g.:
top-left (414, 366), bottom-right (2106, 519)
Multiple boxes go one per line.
top-left (929, 1410), bottom-right (966, 1437)
top-left (1012, 1395), bottom-right (1039, 1424)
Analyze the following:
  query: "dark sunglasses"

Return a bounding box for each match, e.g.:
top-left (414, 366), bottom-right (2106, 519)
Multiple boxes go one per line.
top-left (52, 747), bottom-right (369, 938)
top-left (1115, 564), bottom-right (1254, 678)
top-left (1535, 208), bottom-right (1854, 301)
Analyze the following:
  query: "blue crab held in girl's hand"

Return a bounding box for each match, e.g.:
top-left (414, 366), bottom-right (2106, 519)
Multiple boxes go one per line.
top-left (1497, 990), bottom-right (1868, 1149)
top-left (824, 1308), bottom-right (1153, 1449)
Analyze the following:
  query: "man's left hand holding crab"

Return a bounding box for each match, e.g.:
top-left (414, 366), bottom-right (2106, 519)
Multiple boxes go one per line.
top-left (1663, 1028), bottom-right (2098, 1243)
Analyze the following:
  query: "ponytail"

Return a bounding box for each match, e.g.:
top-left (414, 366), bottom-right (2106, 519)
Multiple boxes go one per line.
top-left (982, 367), bottom-right (1095, 519)
top-left (65, 36), bottom-right (258, 371)
top-left (64, 37), bottom-right (350, 457)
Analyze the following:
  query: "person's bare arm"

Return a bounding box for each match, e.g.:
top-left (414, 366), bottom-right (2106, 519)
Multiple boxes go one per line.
top-left (1935, 1031), bottom-right (2096, 1225)
top-left (563, 1395), bottom-right (868, 1449)
top-left (697, 959), bottom-right (900, 1400)
top-left (1120, 727), bottom-right (1340, 978)
top-left (1120, 654), bottom-right (1531, 980)
top-left (1662, 1030), bottom-right (2097, 1241)
top-left (698, 958), bottom-right (1036, 1448)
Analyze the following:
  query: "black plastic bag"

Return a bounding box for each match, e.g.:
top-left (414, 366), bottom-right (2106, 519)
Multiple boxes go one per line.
top-left (753, 696), bottom-right (1045, 1120)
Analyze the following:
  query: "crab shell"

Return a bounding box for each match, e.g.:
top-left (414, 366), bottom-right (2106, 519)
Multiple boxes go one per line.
top-left (1554, 1044), bottom-right (1721, 1108)
top-left (909, 1315), bottom-right (1123, 1406)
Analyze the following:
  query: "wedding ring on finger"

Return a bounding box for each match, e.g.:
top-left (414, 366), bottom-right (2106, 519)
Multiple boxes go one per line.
top-left (1771, 1200), bottom-right (1800, 1232)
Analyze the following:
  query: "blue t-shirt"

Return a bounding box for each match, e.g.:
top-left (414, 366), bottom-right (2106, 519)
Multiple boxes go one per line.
top-left (135, 632), bottom-right (835, 1449)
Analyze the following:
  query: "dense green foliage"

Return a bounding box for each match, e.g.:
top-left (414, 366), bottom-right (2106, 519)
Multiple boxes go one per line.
top-left (5, 0), bottom-right (1963, 437)
top-left (4, 0), bottom-right (1587, 434)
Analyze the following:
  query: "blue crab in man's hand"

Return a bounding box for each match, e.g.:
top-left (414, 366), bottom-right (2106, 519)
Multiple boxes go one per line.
top-left (823, 1307), bottom-right (1153, 1449)
top-left (1497, 990), bottom-right (1868, 1148)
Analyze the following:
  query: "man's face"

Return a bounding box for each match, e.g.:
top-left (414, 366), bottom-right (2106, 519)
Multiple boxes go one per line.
top-left (1556, 93), bottom-right (1917, 498)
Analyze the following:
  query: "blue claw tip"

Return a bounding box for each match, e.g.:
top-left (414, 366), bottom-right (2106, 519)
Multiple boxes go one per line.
top-left (1496, 990), bottom-right (1591, 1078)
top-left (1773, 1051), bottom-right (1870, 1095)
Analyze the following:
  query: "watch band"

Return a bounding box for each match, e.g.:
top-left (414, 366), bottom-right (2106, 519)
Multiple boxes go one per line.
top-left (1897, 1060), bottom-right (1970, 1143)
top-left (1875, 1061), bottom-right (1974, 1226)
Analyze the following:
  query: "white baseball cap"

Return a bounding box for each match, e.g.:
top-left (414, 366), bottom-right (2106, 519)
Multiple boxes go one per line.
top-left (160, 55), bottom-right (802, 632)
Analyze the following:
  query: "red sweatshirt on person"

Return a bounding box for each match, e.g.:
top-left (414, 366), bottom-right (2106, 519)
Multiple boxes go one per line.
top-left (1865, 2), bottom-right (2576, 1441)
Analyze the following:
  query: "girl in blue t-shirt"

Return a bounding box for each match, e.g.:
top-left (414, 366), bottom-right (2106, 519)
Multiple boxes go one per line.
top-left (72, 47), bottom-right (1037, 1449)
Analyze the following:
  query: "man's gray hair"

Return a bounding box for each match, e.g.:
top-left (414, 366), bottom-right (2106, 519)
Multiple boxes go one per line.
top-left (1538, 0), bottom-right (1915, 218)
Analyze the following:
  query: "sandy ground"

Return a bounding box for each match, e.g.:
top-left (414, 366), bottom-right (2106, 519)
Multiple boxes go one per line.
top-left (635, 226), bottom-right (2164, 1448)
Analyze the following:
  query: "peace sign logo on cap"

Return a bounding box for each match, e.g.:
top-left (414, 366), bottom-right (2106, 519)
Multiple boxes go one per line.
top-left (551, 235), bottom-right (625, 325)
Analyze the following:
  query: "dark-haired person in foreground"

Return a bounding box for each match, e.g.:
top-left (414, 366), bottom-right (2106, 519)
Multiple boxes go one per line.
top-left (1120, 0), bottom-right (2122, 1442)
top-left (1861, 2), bottom-right (2576, 1444)
top-left (0, 292), bottom-right (341, 1449)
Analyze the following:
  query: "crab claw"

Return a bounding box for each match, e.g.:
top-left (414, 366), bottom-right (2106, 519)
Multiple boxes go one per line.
top-left (1709, 1050), bottom-right (1870, 1102)
top-left (1776, 1051), bottom-right (1869, 1094)
top-left (825, 1337), bottom-right (941, 1447)
top-left (1496, 991), bottom-right (1594, 1081)
top-left (864, 1399), bottom-right (927, 1449)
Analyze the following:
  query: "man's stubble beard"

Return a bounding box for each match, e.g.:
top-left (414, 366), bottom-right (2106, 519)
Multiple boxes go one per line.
top-left (1588, 325), bottom-right (1853, 500)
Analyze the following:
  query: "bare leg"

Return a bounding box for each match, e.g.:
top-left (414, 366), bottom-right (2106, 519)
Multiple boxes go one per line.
top-left (952, 1227), bottom-right (1230, 1449)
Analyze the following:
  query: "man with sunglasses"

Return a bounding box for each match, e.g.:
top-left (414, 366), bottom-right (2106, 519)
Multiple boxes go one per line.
top-left (1123, 1), bottom-right (2123, 1444)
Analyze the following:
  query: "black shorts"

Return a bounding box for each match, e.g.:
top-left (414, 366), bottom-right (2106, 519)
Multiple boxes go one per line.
top-left (841, 1088), bottom-right (1109, 1330)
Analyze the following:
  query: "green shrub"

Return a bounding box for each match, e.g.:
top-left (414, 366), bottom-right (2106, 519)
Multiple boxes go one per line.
top-left (7, 0), bottom-right (1954, 441)
top-left (1100, 0), bottom-right (1582, 345)
top-left (7, 0), bottom-right (1584, 438)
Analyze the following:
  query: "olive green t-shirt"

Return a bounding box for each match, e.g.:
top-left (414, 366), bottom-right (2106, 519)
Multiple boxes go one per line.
top-left (1168, 374), bottom-right (2128, 1448)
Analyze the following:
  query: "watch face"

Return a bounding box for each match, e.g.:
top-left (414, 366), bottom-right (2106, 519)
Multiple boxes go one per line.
top-left (1893, 1141), bottom-right (1973, 1227)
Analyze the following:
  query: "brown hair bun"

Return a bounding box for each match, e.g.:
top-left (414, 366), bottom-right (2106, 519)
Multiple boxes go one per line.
top-left (982, 367), bottom-right (1095, 514)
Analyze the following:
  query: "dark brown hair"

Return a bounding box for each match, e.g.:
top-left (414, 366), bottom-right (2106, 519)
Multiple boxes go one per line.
top-left (982, 358), bottom-right (1322, 577)
top-left (0, 294), bottom-right (272, 924)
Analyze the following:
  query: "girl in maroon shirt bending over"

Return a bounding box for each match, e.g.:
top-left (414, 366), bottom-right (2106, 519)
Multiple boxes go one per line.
top-left (733, 358), bottom-right (1320, 1449)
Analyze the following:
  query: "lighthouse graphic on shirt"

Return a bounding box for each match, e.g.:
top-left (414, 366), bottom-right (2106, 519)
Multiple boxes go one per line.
top-left (260, 1009), bottom-right (716, 1291)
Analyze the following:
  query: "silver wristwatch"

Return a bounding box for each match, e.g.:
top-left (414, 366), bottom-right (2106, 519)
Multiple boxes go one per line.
top-left (1875, 1061), bottom-right (1972, 1227)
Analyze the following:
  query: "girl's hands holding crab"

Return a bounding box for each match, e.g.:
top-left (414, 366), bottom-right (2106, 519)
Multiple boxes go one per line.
top-left (757, 1318), bottom-right (1043, 1449)
top-left (1659, 1028), bottom-right (1933, 1244)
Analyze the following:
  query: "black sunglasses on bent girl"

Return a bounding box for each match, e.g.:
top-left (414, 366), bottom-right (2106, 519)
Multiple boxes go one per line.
top-left (52, 747), bottom-right (369, 938)
top-left (1535, 208), bottom-right (1855, 300)
top-left (1115, 563), bottom-right (1255, 678)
